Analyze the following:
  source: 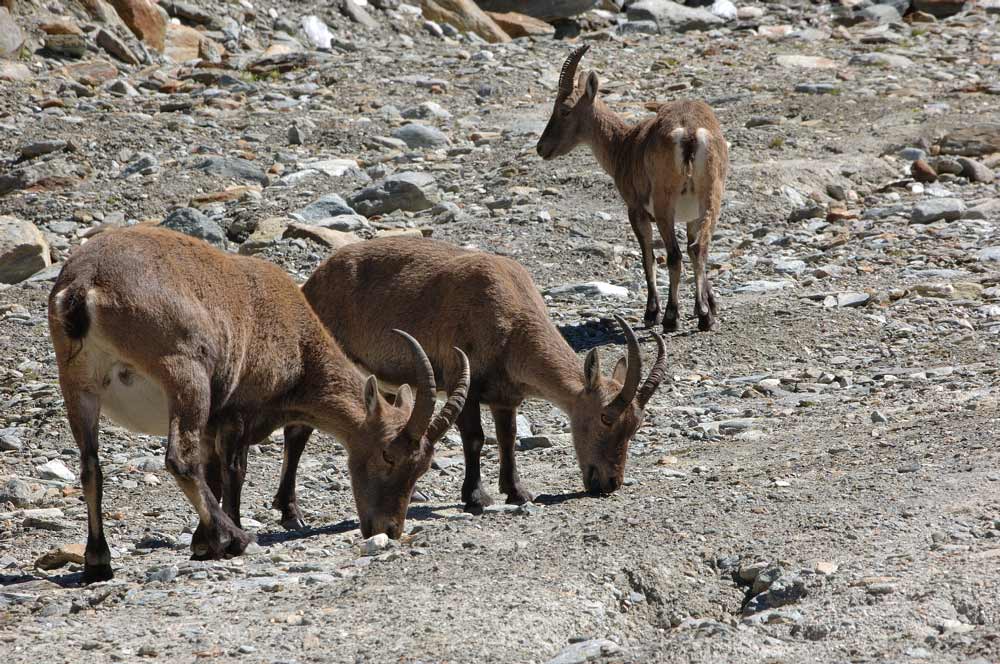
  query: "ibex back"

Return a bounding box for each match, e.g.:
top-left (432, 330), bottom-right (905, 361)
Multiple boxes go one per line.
top-left (272, 237), bottom-right (667, 520)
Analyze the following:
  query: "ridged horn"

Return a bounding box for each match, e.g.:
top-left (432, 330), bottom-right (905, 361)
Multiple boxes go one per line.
top-left (558, 44), bottom-right (590, 98)
top-left (393, 329), bottom-right (437, 441)
top-left (603, 315), bottom-right (641, 422)
top-left (425, 348), bottom-right (470, 443)
top-left (636, 333), bottom-right (667, 409)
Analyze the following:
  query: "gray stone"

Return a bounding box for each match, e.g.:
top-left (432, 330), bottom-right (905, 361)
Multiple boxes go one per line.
top-left (544, 282), bottom-right (629, 299)
top-left (391, 124), bottom-right (450, 149)
top-left (194, 157), bottom-right (269, 186)
top-left (348, 171), bottom-right (440, 216)
top-left (546, 639), bottom-right (622, 664)
top-left (849, 52), bottom-right (913, 68)
top-left (794, 82), bottom-right (840, 94)
top-left (0, 428), bottom-right (22, 451)
top-left (734, 280), bottom-right (793, 293)
top-left (18, 141), bottom-right (69, 161)
top-left (96, 28), bottom-right (140, 65)
top-left (292, 194), bottom-right (357, 222)
top-left (910, 198), bottom-right (966, 224)
top-left (977, 247), bottom-right (1000, 263)
top-left (871, 410), bottom-right (889, 424)
top-left (0, 7), bottom-right (24, 57)
top-left (518, 436), bottom-right (554, 450)
top-left (341, 0), bottom-right (379, 29)
top-left (287, 124), bottom-right (311, 145)
top-left (913, 0), bottom-right (970, 18)
top-left (774, 259), bottom-right (806, 276)
top-left (121, 152), bottom-right (159, 178)
top-left (939, 124), bottom-right (1000, 157)
top-left (475, 0), bottom-right (599, 19)
top-left (858, 5), bottom-right (902, 22)
top-left (0, 216), bottom-right (51, 284)
top-left (160, 208), bottom-right (227, 248)
top-left (145, 565), bottom-right (179, 583)
top-left (401, 101), bottom-right (452, 120)
top-left (0, 478), bottom-right (39, 507)
top-left (626, 0), bottom-right (724, 32)
top-left (898, 147), bottom-right (927, 162)
top-left (44, 34), bottom-right (87, 58)
top-left (957, 157), bottom-right (994, 183)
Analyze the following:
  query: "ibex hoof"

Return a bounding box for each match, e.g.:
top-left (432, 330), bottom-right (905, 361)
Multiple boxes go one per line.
top-left (281, 515), bottom-right (308, 531)
top-left (662, 317), bottom-right (679, 333)
top-left (463, 486), bottom-right (494, 515)
top-left (504, 485), bottom-right (535, 505)
top-left (643, 308), bottom-right (660, 326)
top-left (698, 314), bottom-right (714, 332)
top-left (82, 563), bottom-right (114, 584)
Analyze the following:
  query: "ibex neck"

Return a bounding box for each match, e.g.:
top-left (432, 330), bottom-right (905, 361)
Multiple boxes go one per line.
top-left (516, 326), bottom-right (586, 414)
top-left (585, 99), bottom-right (630, 180)
top-left (295, 334), bottom-right (368, 444)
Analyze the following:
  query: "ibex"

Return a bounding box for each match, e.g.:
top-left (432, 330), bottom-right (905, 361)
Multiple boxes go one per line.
top-left (271, 237), bottom-right (667, 521)
top-left (47, 226), bottom-right (468, 582)
top-left (537, 45), bottom-right (729, 332)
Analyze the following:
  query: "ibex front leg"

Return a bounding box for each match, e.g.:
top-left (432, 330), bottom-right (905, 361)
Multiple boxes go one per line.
top-left (273, 424), bottom-right (313, 531)
top-left (628, 208), bottom-right (660, 327)
top-left (493, 405), bottom-right (534, 505)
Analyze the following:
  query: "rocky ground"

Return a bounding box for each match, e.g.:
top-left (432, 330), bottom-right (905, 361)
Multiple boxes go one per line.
top-left (2, 0), bottom-right (1000, 662)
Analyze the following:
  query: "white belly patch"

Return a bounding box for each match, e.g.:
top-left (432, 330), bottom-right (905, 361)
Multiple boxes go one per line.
top-left (99, 363), bottom-right (170, 436)
top-left (643, 191), bottom-right (701, 223)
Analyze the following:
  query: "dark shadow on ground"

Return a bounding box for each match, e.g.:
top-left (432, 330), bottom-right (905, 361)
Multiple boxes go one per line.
top-left (534, 491), bottom-right (593, 506)
top-left (558, 319), bottom-right (665, 353)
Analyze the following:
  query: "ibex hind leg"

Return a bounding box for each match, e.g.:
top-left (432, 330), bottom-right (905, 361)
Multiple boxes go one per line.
top-left (64, 388), bottom-right (113, 583)
top-left (628, 208), bottom-right (660, 327)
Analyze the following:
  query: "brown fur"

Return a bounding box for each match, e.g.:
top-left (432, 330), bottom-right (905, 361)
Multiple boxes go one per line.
top-left (275, 237), bottom-right (667, 517)
top-left (537, 48), bottom-right (729, 332)
top-left (47, 226), bottom-right (467, 582)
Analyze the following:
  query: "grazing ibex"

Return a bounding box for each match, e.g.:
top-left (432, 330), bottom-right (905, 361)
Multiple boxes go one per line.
top-left (537, 45), bottom-right (729, 332)
top-left (273, 237), bottom-right (667, 520)
top-left (48, 226), bottom-right (468, 582)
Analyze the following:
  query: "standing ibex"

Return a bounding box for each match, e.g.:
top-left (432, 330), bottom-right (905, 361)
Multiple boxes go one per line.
top-left (537, 45), bottom-right (729, 332)
top-left (48, 226), bottom-right (468, 582)
top-left (271, 237), bottom-right (667, 521)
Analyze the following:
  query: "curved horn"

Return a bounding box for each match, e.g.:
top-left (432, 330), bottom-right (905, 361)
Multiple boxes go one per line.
top-left (393, 329), bottom-right (437, 441)
top-left (558, 44), bottom-right (590, 98)
top-left (604, 315), bottom-right (642, 421)
top-left (426, 348), bottom-right (470, 443)
top-left (636, 333), bottom-right (667, 409)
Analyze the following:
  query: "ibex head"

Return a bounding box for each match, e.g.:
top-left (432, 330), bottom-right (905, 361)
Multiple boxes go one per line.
top-left (537, 44), bottom-right (599, 160)
top-left (349, 331), bottom-right (469, 539)
top-left (568, 316), bottom-right (667, 495)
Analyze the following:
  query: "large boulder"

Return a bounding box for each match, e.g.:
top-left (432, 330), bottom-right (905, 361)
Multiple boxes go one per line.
top-left (0, 7), bottom-right (24, 57)
top-left (348, 171), bottom-right (440, 217)
top-left (108, 0), bottom-right (166, 51)
top-left (938, 124), bottom-right (1000, 157)
top-left (0, 216), bottom-right (51, 284)
top-left (419, 0), bottom-right (510, 43)
top-left (475, 0), bottom-right (598, 19)
top-left (625, 0), bottom-right (724, 33)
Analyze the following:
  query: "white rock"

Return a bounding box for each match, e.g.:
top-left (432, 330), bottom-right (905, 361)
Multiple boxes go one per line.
top-left (301, 15), bottom-right (333, 49)
top-left (361, 533), bottom-right (390, 555)
top-left (711, 0), bottom-right (737, 20)
top-left (545, 281), bottom-right (629, 299)
top-left (37, 459), bottom-right (75, 483)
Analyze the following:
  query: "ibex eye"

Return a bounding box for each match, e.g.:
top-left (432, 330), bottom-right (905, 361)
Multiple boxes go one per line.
top-left (382, 450), bottom-right (395, 466)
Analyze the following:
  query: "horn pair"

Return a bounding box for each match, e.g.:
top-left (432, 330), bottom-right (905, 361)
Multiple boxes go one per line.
top-left (393, 330), bottom-right (469, 443)
top-left (603, 316), bottom-right (667, 422)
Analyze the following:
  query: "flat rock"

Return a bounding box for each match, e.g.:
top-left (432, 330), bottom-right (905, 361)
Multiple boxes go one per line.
top-left (735, 280), bottom-right (793, 293)
top-left (487, 11), bottom-right (556, 37)
top-left (35, 543), bottom-right (86, 571)
top-left (420, 0), bottom-right (511, 43)
top-left (776, 55), bottom-right (836, 69)
top-left (977, 247), bottom-right (1000, 263)
top-left (957, 157), bottom-right (994, 183)
top-left (475, 0), bottom-right (598, 20)
top-left (0, 216), bottom-right (52, 284)
top-left (96, 28), bottom-right (141, 65)
top-left (348, 171), bottom-right (440, 216)
top-left (626, 0), bottom-right (724, 33)
top-left (545, 281), bottom-right (629, 299)
top-left (939, 124), bottom-right (1000, 157)
top-left (36, 459), bottom-right (75, 482)
top-left (283, 223), bottom-right (361, 250)
top-left (910, 198), bottom-right (965, 224)
top-left (849, 52), bottom-right (913, 68)
top-left (109, 0), bottom-right (167, 52)
top-left (292, 194), bottom-right (358, 222)
top-left (546, 639), bottom-right (622, 664)
top-left (194, 157), bottom-right (269, 186)
top-left (392, 124), bottom-right (450, 149)
top-left (0, 62), bottom-right (32, 82)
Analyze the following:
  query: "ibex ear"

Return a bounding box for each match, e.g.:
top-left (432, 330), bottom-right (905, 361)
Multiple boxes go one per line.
top-left (612, 356), bottom-right (628, 384)
top-left (394, 384), bottom-right (414, 411)
top-left (583, 348), bottom-right (602, 391)
top-left (585, 71), bottom-right (599, 101)
top-left (363, 375), bottom-right (381, 418)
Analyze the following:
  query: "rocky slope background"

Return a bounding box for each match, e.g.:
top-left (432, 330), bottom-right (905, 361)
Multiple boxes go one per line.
top-left (1, 0), bottom-right (999, 662)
